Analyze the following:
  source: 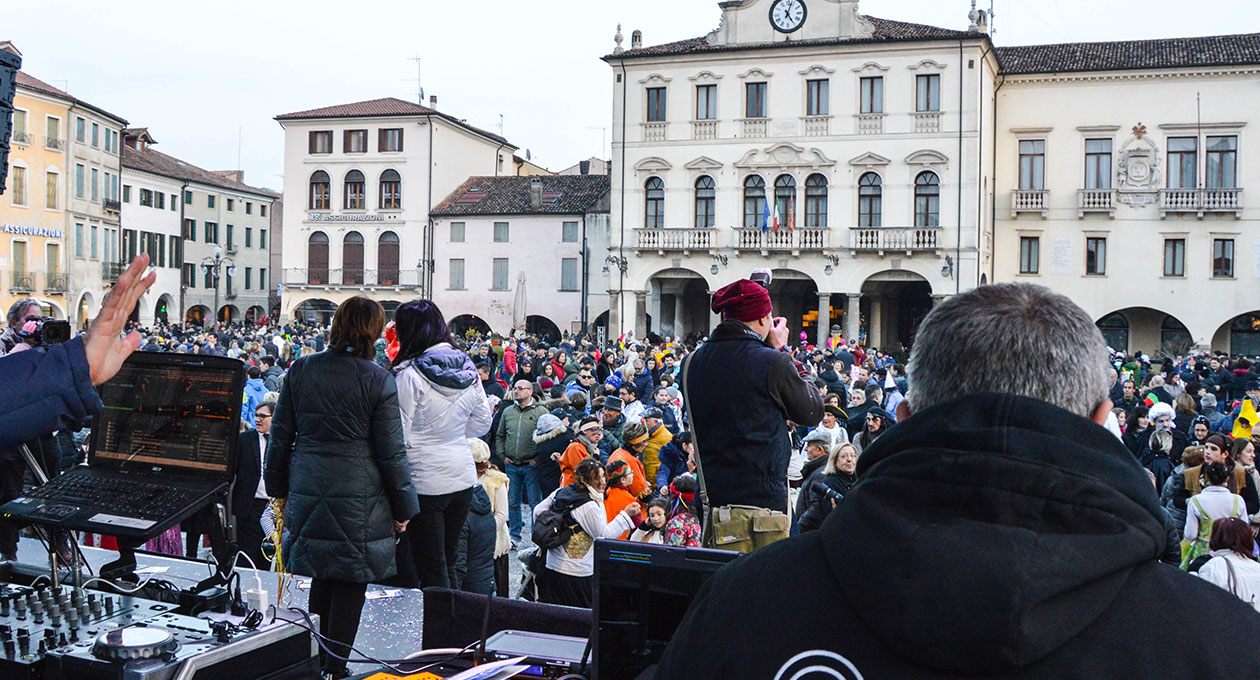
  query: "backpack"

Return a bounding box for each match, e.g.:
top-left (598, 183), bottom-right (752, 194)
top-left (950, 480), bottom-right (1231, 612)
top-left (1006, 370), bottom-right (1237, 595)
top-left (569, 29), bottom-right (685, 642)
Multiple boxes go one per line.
top-left (532, 497), bottom-right (592, 550)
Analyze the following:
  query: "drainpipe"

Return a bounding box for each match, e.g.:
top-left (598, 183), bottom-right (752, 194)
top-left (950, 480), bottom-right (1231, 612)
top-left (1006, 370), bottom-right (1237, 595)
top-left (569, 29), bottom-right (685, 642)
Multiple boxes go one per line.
top-left (977, 42), bottom-right (993, 288)
top-left (616, 59), bottom-right (628, 338)
top-left (581, 212), bottom-right (589, 331)
top-left (425, 115), bottom-right (435, 298)
top-left (956, 41), bottom-right (964, 295)
top-left (991, 74), bottom-right (1006, 287)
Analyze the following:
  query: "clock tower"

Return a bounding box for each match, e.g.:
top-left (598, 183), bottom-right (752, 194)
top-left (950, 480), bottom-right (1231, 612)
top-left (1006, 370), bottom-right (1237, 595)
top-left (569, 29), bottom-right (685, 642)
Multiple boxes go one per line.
top-left (706, 0), bottom-right (873, 47)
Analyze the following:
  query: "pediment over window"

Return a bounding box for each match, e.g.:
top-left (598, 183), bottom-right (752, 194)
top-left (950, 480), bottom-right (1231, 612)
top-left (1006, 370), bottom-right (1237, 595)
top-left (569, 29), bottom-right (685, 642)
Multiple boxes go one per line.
top-left (851, 61), bottom-right (889, 75)
top-left (908, 59), bottom-right (948, 73)
top-left (639, 73), bottom-right (672, 85)
top-left (735, 143), bottom-right (836, 171)
top-left (634, 156), bottom-right (673, 173)
top-left (848, 152), bottom-right (892, 170)
top-left (904, 149), bottom-right (949, 168)
top-left (799, 64), bottom-right (837, 77)
top-left (684, 156), bottom-right (723, 171)
top-left (738, 67), bottom-right (774, 79)
top-left (688, 70), bottom-right (724, 83)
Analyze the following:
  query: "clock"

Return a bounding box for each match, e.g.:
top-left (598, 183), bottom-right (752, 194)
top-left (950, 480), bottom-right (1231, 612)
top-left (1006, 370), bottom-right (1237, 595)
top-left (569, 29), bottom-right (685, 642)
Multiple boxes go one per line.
top-left (769, 0), bottom-right (807, 34)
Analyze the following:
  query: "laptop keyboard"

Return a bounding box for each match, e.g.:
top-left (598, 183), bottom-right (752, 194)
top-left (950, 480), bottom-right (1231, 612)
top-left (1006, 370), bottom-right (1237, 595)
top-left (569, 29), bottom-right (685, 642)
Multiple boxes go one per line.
top-left (26, 472), bottom-right (207, 521)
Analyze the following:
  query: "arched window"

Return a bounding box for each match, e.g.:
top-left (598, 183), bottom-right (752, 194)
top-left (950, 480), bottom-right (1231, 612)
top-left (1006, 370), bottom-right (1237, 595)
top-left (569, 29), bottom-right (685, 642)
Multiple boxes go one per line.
top-left (1096, 313), bottom-right (1129, 352)
top-left (308, 231), bottom-right (329, 284)
top-left (645, 177), bottom-right (664, 229)
top-left (743, 175), bottom-right (766, 229)
top-left (914, 172), bottom-right (940, 227)
top-left (858, 173), bottom-right (882, 227)
top-left (1160, 316), bottom-right (1191, 354)
top-left (344, 170), bottom-right (365, 210)
top-left (309, 170), bottom-right (330, 210)
top-left (378, 231), bottom-right (400, 286)
top-left (804, 174), bottom-right (828, 228)
top-left (342, 231), bottom-right (364, 285)
top-left (1231, 314), bottom-right (1260, 356)
top-left (774, 175), bottom-right (796, 229)
top-left (379, 169), bottom-right (401, 209)
top-left (694, 176), bottom-right (715, 229)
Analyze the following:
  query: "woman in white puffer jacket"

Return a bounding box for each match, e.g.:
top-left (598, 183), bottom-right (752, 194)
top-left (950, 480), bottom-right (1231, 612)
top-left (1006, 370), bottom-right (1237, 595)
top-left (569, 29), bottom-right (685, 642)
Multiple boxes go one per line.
top-left (393, 300), bottom-right (493, 588)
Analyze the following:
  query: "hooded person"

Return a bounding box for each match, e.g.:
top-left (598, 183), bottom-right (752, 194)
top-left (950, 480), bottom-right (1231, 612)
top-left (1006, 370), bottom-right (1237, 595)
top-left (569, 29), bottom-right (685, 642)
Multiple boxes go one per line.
top-left (656, 283), bottom-right (1260, 679)
top-left (532, 413), bottom-right (571, 500)
top-left (471, 438), bottom-right (512, 598)
top-left (556, 415), bottom-right (603, 488)
top-left (609, 422), bottom-right (652, 499)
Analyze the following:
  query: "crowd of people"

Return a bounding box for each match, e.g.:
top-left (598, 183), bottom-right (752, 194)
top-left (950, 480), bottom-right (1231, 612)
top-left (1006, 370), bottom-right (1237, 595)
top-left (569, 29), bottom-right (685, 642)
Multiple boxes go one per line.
top-left (9, 264), bottom-right (1260, 676)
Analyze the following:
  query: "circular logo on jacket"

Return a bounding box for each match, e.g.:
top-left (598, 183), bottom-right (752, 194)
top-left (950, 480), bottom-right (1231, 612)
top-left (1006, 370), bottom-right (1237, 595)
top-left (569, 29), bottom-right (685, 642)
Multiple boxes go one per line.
top-left (774, 650), bottom-right (865, 680)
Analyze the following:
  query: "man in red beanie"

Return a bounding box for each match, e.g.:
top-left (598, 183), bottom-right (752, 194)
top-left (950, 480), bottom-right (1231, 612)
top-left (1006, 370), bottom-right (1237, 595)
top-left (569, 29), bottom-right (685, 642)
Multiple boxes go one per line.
top-left (678, 278), bottom-right (822, 552)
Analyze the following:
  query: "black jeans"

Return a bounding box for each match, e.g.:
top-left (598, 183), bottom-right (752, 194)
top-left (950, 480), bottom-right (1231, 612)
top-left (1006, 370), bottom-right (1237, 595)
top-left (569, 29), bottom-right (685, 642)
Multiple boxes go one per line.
top-left (308, 579), bottom-right (367, 676)
top-left (233, 498), bottom-right (269, 570)
top-left (408, 487), bottom-right (474, 588)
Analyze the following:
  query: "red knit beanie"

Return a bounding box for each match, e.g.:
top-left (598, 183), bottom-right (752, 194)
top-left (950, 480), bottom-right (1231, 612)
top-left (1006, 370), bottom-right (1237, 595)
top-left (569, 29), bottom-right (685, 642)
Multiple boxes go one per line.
top-left (711, 279), bottom-right (772, 322)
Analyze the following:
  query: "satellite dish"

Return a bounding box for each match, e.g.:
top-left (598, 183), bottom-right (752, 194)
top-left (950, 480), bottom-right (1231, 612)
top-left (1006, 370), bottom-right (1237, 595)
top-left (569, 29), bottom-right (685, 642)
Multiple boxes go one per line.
top-left (418, 87), bottom-right (426, 104)
top-left (526, 149), bottom-right (532, 161)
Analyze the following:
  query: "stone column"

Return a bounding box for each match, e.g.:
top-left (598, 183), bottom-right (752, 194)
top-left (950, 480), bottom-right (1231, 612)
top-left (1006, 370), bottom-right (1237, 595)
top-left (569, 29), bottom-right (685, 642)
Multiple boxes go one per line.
top-left (869, 296), bottom-right (883, 349)
top-left (634, 291), bottom-right (648, 339)
top-left (816, 293), bottom-right (831, 347)
top-left (845, 293), bottom-right (861, 345)
top-left (609, 290), bottom-right (621, 339)
top-left (674, 294), bottom-right (686, 339)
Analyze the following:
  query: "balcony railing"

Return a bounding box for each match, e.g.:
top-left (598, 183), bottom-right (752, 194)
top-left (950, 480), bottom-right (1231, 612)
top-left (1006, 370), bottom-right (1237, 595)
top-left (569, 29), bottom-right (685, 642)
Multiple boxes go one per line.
top-left (740, 118), bottom-right (767, 138)
top-left (848, 227), bottom-right (942, 255)
top-left (283, 268), bottom-right (420, 288)
top-left (9, 271), bottom-right (35, 292)
top-left (45, 136), bottom-right (63, 151)
top-left (103, 198), bottom-right (121, 213)
top-left (1078, 189), bottom-right (1116, 217)
top-left (102, 262), bottom-right (126, 281)
top-left (1160, 187), bottom-right (1243, 218)
top-left (641, 122), bottom-right (667, 142)
top-left (44, 272), bottom-right (68, 293)
top-left (692, 120), bottom-right (718, 140)
top-left (634, 228), bottom-right (716, 255)
top-left (734, 228), bottom-right (828, 254)
top-left (1011, 189), bottom-right (1049, 217)
top-left (12, 131), bottom-right (30, 145)
top-left (802, 115), bottom-right (830, 136)
top-left (856, 113), bottom-right (884, 135)
top-left (913, 111), bottom-right (941, 133)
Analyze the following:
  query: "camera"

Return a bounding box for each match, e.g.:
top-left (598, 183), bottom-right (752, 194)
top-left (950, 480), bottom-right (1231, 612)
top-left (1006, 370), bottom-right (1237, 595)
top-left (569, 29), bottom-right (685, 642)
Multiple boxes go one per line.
top-left (820, 486), bottom-right (844, 503)
top-left (21, 316), bottom-right (72, 347)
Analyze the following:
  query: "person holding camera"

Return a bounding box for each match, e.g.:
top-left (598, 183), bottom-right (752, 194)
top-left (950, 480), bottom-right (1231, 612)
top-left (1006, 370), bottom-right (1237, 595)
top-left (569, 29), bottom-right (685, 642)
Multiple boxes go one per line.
top-left (796, 443), bottom-right (857, 533)
top-left (1, 298), bottom-right (46, 356)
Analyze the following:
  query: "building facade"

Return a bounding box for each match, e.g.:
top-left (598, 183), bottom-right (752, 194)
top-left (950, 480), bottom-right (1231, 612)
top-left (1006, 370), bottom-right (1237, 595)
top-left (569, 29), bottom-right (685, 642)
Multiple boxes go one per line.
top-left (429, 175), bottom-right (610, 339)
top-left (118, 133), bottom-right (182, 326)
top-left (605, 0), bottom-right (996, 349)
top-left (275, 97), bottom-right (516, 323)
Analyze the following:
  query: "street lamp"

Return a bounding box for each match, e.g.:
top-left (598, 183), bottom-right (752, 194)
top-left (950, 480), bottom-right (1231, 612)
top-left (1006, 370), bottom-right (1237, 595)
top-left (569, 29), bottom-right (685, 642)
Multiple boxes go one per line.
top-left (202, 245), bottom-right (236, 330)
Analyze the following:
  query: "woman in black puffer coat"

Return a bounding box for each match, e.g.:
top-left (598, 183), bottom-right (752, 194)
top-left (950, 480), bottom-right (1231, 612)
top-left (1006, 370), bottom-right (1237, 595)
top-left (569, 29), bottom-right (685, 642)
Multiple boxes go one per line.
top-left (798, 443), bottom-right (858, 533)
top-left (266, 297), bottom-right (419, 679)
top-left (454, 485), bottom-right (497, 595)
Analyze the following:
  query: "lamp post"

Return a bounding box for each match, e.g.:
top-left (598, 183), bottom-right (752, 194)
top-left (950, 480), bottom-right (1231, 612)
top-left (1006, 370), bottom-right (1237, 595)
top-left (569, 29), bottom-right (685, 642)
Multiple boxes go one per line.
top-left (202, 246), bottom-right (236, 330)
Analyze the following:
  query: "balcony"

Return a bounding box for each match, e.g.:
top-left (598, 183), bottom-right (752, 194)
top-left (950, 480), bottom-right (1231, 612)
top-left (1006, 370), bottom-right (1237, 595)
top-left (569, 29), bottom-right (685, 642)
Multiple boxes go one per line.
top-left (692, 120), bottom-right (718, 140)
top-left (1078, 189), bottom-right (1116, 217)
top-left (740, 118), bottom-right (767, 138)
top-left (848, 227), bottom-right (942, 256)
top-left (103, 198), bottom-right (121, 213)
top-left (12, 131), bottom-right (29, 145)
top-left (283, 268), bottom-right (421, 288)
top-left (802, 115), bottom-right (831, 137)
top-left (913, 111), bottom-right (941, 133)
top-left (44, 272), bottom-right (68, 294)
top-left (734, 228), bottom-right (828, 255)
top-left (856, 113), bottom-right (884, 135)
top-left (9, 271), bottom-right (35, 293)
top-left (641, 122), bottom-right (667, 142)
top-left (1160, 187), bottom-right (1243, 218)
top-left (102, 262), bottom-right (126, 281)
top-left (45, 136), bottom-right (63, 151)
top-left (1011, 189), bottom-right (1049, 218)
top-left (634, 228), bottom-right (716, 255)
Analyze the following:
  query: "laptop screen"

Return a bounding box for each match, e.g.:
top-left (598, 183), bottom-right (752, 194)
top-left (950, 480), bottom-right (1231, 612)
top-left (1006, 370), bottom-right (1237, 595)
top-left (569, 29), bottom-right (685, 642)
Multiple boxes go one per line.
top-left (91, 354), bottom-right (245, 478)
top-left (593, 540), bottom-right (740, 680)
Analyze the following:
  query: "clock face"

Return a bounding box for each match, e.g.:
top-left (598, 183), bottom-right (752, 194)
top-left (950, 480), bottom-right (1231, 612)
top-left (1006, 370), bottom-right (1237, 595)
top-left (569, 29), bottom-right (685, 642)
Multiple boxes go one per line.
top-left (770, 0), bottom-right (807, 34)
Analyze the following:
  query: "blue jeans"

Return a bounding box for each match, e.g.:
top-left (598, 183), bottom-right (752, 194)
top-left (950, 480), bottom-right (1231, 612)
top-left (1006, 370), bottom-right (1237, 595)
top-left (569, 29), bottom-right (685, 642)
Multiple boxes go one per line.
top-left (506, 461), bottom-right (542, 542)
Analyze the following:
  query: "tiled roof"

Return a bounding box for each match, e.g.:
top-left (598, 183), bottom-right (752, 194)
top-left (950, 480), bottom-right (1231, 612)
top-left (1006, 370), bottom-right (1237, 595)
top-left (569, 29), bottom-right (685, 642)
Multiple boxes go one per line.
top-left (604, 16), bottom-right (975, 60)
top-left (16, 71), bottom-right (128, 125)
top-left (996, 32), bottom-right (1260, 75)
top-left (430, 175), bottom-right (610, 217)
top-left (275, 96), bottom-right (512, 147)
top-left (121, 144), bottom-right (277, 199)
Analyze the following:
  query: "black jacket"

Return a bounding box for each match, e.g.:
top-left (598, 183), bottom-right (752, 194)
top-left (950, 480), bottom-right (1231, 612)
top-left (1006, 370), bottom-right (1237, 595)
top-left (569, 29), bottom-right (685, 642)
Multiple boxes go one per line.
top-left (796, 470), bottom-right (856, 533)
top-left (681, 321), bottom-right (822, 512)
top-left (233, 428), bottom-right (265, 514)
top-left (454, 485), bottom-right (496, 595)
top-left (792, 455), bottom-right (829, 521)
top-left (657, 393), bottom-right (1260, 678)
top-left (265, 350), bottom-right (420, 584)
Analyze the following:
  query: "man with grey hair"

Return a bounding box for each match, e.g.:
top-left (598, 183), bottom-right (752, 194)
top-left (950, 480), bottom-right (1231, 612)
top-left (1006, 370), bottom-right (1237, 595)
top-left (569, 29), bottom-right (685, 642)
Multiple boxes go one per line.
top-left (0, 298), bottom-right (43, 356)
top-left (658, 283), bottom-right (1260, 679)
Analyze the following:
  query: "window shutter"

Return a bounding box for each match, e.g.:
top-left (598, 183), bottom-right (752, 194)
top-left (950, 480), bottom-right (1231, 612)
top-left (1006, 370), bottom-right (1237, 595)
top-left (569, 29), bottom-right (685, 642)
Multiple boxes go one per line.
top-left (378, 128), bottom-right (385, 152)
top-left (343, 130), bottom-right (351, 153)
top-left (397, 129), bottom-right (403, 152)
top-left (308, 131), bottom-right (316, 154)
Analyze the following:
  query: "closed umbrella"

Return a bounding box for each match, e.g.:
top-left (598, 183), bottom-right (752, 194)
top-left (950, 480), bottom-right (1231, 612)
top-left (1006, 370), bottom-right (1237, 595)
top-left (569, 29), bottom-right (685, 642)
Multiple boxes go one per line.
top-left (512, 271), bottom-right (528, 334)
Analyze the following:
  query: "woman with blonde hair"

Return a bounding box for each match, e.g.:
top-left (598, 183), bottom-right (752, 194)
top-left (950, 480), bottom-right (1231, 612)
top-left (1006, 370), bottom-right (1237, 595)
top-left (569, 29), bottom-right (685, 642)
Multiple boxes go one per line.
top-left (798, 443), bottom-right (859, 533)
top-left (470, 438), bottom-right (511, 597)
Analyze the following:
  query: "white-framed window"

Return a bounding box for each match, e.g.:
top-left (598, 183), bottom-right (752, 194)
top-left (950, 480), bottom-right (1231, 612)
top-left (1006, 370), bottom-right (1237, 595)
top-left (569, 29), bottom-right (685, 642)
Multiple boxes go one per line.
top-left (75, 117), bottom-right (85, 143)
top-left (75, 163), bottom-right (85, 198)
top-left (493, 222), bottom-right (509, 242)
top-left (916, 74), bottom-right (941, 112)
top-left (450, 258), bottom-right (466, 290)
top-left (860, 77), bottom-right (883, 114)
top-left (562, 221), bottom-right (578, 242)
top-left (45, 115), bottom-right (61, 150)
top-left (45, 170), bottom-right (58, 209)
top-left (560, 258), bottom-right (579, 291)
top-left (1019, 236), bottom-right (1040, 274)
top-left (806, 79), bottom-right (829, 116)
top-left (91, 168), bottom-right (99, 201)
top-left (450, 222), bottom-right (466, 242)
top-left (75, 223), bottom-right (84, 257)
top-left (9, 164), bottom-right (26, 206)
top-left (91, 122), bottom-right (99, 147)
top-left (491, 258), bottom-right (509, 290)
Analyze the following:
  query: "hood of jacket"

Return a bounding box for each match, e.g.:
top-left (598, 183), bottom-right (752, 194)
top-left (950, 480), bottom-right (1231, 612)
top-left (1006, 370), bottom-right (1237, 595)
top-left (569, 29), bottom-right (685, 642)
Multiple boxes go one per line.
top-left (467, 485), bottom-right (492, 516)
top-left (823, 393), bottom-right (1166, 674)
top-left (413, 343), bottom-right (477, 391)
top-left (245, 377), bottom-right (266, 392)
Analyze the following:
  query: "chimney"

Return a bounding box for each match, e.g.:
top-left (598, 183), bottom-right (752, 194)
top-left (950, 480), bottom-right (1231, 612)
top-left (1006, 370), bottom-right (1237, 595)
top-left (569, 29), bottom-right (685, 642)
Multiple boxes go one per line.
top-left (631, 30), bottom-right (642, 50)
top-left (429, 95), bottom-right (438, 108)
top-left (529, 177), bottom-right (543, 210)
top-left (579, 160), bottom-right (590, 175)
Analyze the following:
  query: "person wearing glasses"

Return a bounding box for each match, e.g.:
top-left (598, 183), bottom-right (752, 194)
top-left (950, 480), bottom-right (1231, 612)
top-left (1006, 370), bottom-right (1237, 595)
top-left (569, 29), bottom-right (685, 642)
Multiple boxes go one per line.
top-left (494, 379), bottom-right (549, 543)
top-left (852, 407), bottom-right (892, 456)
top-left (234, 402), bottom-right (274, 569)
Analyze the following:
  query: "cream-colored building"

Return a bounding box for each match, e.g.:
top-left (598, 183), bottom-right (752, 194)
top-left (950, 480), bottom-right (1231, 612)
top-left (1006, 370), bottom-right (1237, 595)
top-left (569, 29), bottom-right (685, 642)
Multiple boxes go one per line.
top-left (607, 0), bottom-right (1260, 357)
top-left (275, 97), bottom-right (517, 323)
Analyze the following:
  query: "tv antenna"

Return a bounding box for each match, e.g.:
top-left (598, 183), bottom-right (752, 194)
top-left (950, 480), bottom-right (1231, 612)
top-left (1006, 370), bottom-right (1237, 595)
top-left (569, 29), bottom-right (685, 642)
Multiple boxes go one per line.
top-left (409, 56), bottom-right (425, 104)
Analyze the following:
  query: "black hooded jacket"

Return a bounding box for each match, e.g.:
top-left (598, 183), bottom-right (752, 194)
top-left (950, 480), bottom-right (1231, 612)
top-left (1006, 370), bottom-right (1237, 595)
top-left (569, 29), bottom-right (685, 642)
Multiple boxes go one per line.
top-left (657, 393), bottom-right (1260, 678)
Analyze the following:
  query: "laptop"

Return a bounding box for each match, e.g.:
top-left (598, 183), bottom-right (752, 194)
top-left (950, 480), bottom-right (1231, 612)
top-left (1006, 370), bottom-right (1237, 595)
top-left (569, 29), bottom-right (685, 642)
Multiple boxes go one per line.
top-left (1, 352), bottom-right (245, 542)
top-left (592, 539), bottom-right (740, 680)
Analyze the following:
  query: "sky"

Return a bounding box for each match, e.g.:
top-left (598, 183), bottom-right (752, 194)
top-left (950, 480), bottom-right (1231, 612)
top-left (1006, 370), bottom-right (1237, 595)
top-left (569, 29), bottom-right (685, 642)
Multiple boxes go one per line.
top-left (7, 0), bottom-right (1258, 192)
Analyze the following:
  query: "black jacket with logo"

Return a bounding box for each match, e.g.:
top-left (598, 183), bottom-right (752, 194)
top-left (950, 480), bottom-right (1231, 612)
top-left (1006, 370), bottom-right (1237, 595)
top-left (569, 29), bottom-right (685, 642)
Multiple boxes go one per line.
top-left (657, 393), bottom-right (1260, 678)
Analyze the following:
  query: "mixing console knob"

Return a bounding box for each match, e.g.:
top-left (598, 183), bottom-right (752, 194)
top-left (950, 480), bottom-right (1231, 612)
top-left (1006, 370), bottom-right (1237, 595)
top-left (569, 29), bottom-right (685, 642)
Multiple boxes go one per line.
top-left (1, 596), bottom-right (9, 616)
top-left (49, 608), bottom-right (61, 626)
top-left (58, 632), bottom-right (67, 647)
top-left (33, 610), bottom-right (43, 625)
top-left (104, 597), bottom-right (114, 615)
top-left (4, 638), bottom-right (13, 658)
top-left (14, 597), bottom-right (25, 617)
top-left (37, 639), bottom-right (45, 655)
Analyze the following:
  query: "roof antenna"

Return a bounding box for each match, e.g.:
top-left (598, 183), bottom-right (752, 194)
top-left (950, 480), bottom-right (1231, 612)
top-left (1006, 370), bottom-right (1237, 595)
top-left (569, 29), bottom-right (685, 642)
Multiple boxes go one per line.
top-left (409, 56), bottom-right (424, 104)
top-left (989, 0), bottom-right (996, 36)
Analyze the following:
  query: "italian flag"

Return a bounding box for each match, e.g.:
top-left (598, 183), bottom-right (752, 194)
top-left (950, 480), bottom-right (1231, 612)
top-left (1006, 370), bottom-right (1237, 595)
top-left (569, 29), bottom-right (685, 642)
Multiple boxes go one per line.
top-left (772, 195), bottom-right (781, 232)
